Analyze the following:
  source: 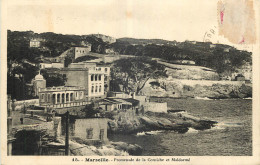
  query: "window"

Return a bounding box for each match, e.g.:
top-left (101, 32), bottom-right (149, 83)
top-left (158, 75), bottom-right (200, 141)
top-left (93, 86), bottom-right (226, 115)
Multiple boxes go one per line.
top-left (104, 76), bottom-right (107, 81)
top-left (95, 75), bottom-right (98, 81)
top-left (105, 68), bottom-right (108, 72)
top-left (99, 129), bottom-right (104, 140)
top-left (91, 75), bottom-right (94, 81)
top-left (99, 85), bottom-right (102, 92)
top-left (80, 92), bottom-right (83, 99)
top-left (95, 86), bottom-right (98, 93)
top-left (86, 128), bottom-right (93, 139)
top-left (41, 94), bottom-right (45, 101)
top-left (98, 75), bottom-right (101, 81)
top-left (48, 94), bottom-right (50, 102)
top-left (91, 86), bottom-right (94, 93)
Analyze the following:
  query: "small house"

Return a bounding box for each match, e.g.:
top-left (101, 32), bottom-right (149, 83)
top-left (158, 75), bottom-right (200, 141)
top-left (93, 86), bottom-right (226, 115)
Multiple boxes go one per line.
top-left (74, 118), bottom-right (108, 143)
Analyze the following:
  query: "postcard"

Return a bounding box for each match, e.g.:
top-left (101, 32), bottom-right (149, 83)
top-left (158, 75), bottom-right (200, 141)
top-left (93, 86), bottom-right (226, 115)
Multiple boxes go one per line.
top-left (1, 0), bottom-right (260, 164)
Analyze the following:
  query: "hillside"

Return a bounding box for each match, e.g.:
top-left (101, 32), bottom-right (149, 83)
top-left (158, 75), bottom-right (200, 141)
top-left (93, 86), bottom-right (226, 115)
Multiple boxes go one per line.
top-left (118, 37), bottom-right (177, 45)
top-left (110, 40), bottom-right (252, 76)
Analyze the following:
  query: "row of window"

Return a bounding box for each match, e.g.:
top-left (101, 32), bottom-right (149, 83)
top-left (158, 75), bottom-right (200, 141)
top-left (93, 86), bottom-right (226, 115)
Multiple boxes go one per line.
top-left (40, 92), bottom-right (84, 103)
top-left (91, 85), bottom-right (102, 93)
top-left (86, 128), bottom-right (105, 140)
top-left (76, 50), bottom-right (87, 53)
top-left (91, 74), bottom-right (102, 81)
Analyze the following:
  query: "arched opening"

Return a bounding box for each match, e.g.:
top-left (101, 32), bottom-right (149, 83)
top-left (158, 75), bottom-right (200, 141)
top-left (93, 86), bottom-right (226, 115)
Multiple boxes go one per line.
top-left (57, 94), bottom-right (60, 103)
top-left (62, 93), bottom-right (65, 103)
top-left (52, 94), bottom-right (56, 104)
top-left (66, 93), bottom-right (69, 102)
top-left (70, 93), bottom-right (73, 101)
top-left (12, 130), bottom-right (43, 155)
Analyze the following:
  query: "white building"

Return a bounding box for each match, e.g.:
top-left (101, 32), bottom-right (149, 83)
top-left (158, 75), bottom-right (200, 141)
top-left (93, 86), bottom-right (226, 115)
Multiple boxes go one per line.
top-left (60, 62), bottom-right (110, 100)
top-left (30, 39), bottom-right (41, 48)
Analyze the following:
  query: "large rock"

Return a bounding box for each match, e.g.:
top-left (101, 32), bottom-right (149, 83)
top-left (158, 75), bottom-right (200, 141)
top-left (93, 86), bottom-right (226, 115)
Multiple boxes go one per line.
top-left (139, 116), bottom-right (160, 128)
top-left (111, 142), bottom-right (142, 155)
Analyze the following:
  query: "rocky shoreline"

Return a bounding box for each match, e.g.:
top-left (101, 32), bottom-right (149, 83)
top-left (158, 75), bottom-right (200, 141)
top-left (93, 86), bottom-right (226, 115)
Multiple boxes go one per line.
top-left (107, 111), bottom-right (217, 134)
top-left (68, 110), bottom-right (217, 156)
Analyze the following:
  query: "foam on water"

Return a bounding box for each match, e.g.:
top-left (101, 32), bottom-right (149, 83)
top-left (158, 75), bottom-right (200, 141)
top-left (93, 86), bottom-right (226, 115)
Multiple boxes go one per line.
top-left (187, 128), bottom-right (199, 133)
top-left (194, 97), bottom-right (212, 100)
top-left (136, 130), bottom-right (163, 136)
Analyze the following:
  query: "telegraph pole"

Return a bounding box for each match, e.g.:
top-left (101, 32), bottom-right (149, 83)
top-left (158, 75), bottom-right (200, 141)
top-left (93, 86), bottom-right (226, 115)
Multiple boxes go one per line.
top-left (65, 111), bottom-right (69, 155)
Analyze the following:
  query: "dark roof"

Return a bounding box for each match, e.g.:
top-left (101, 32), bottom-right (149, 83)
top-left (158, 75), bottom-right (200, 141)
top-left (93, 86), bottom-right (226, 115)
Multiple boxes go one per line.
top-left (123, 98), bottom-right (140, 106)
top-left (103, 98), bottom-right (121, 104)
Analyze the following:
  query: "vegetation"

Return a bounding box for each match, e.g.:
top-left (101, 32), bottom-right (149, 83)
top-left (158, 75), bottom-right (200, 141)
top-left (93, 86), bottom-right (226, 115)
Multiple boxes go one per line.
top-left (111, 57), bottom-right (167, 94)
top-left (41, 69), bottom-right (67, 87)
top-left (81, 102), bottom-right (101, 118)
top-left (111, 39), bottom-right (252, 75)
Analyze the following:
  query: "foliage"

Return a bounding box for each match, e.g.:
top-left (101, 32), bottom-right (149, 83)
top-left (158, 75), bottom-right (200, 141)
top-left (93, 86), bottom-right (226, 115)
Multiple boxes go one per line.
top-left (81, 102), bottom-right (100, 118)
top-left (111, 57), bottom-right (168, 94)
top-left (41, 69), bottom-right (67, 87)
top-left (110, 40), bottom-right (252, 74)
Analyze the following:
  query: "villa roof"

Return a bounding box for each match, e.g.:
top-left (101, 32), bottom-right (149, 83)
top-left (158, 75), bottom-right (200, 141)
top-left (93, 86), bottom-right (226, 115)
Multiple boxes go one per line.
top-left (123, 98), bottom-right (140, 106)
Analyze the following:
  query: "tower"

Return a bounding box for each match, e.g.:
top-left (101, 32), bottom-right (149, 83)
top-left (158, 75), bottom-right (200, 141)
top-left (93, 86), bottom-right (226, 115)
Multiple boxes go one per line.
top-left (32, 72), bottom-right (46, 97)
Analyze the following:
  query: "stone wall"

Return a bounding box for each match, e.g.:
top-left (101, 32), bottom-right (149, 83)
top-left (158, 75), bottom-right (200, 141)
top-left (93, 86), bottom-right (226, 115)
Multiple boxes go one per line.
top-left (13, 99), bottom-right (39, 111)
top-left (143, 102), bottom-right (167, 113)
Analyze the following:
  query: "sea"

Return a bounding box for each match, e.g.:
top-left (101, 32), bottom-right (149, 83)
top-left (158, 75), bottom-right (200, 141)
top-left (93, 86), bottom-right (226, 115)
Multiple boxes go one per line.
top-left (108, 98), bottom-right (252, 156)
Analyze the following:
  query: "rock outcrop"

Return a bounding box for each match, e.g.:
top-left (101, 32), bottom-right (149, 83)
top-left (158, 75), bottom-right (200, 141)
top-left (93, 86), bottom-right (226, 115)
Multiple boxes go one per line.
top-left (141, 79), bottom-right (252, 99)
top-left (107, 110), bottom-right (217, 134)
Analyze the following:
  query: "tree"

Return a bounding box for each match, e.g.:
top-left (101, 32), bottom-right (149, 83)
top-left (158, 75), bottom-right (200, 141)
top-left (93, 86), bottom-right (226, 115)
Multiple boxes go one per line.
top-left (81, 102), bottom-right (100, 118)
top-left (41, 69), bottom-right (67, 87)
top-left (111, 57), bottom-right (168, 95)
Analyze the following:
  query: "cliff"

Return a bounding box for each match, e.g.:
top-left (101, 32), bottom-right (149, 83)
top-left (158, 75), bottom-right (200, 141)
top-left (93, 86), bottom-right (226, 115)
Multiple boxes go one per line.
top-left (141, 79), bottom-right (252, 99)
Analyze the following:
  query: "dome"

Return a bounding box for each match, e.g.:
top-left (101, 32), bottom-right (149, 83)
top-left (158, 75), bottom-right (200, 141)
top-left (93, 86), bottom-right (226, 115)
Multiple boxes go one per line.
top-left (35, 73), bottom-right (44, 80)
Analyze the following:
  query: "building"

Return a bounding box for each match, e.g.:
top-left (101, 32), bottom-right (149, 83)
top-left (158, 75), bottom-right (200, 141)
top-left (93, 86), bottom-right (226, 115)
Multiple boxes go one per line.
top-left (172, 60), bottom-right (195, 65)
top-left (73, 118), bottom-right (108, 143)
top-left (41, 46), bottom-right (91, 65)
top-left (38, 86), bottom-right (87, 107)
top-left (32, 73), bottom-right (46, 97)
top-left (224, 48), bottom-right (230, 52)
top-left (210, 44), bottom-right (216, 48)
top-left (60, 62), bottom-right (110, 100)
top-left (30, 39), bottom-right (41, 48)
top-left (74, 47), bottom-right (91, 59)
top-left (98, 92), bottom-right (140, 111)
top-left (105, 48), bottom-right (115, 54)
top-left (40, 62), bottom-right (64, 69)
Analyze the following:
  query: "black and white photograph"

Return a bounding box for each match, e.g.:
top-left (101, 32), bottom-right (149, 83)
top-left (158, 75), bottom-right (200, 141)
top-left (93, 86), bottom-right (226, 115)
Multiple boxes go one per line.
top-left (1, 0), bottom-right (260, 164)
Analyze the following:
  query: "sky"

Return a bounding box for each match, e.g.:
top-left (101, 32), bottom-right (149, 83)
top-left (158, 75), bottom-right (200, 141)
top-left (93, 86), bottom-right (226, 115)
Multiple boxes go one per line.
top-left (4, 0), bottom-right (258, 51)
top-left (6, 0), bottom-right (217, 42)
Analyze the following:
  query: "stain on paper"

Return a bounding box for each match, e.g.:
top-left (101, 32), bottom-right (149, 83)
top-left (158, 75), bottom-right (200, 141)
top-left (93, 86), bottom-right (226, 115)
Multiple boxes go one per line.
top-left (126, 11), bottom-right (132, 19)
top-left (45, 9), bottom-right (54, 32)
top-left (217, 0), bottom-right (256, 44)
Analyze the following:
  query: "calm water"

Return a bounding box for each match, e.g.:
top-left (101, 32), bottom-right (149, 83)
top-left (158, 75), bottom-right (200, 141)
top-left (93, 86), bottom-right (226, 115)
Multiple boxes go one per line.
top-left (108, 98), bottom-right (252, 156)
